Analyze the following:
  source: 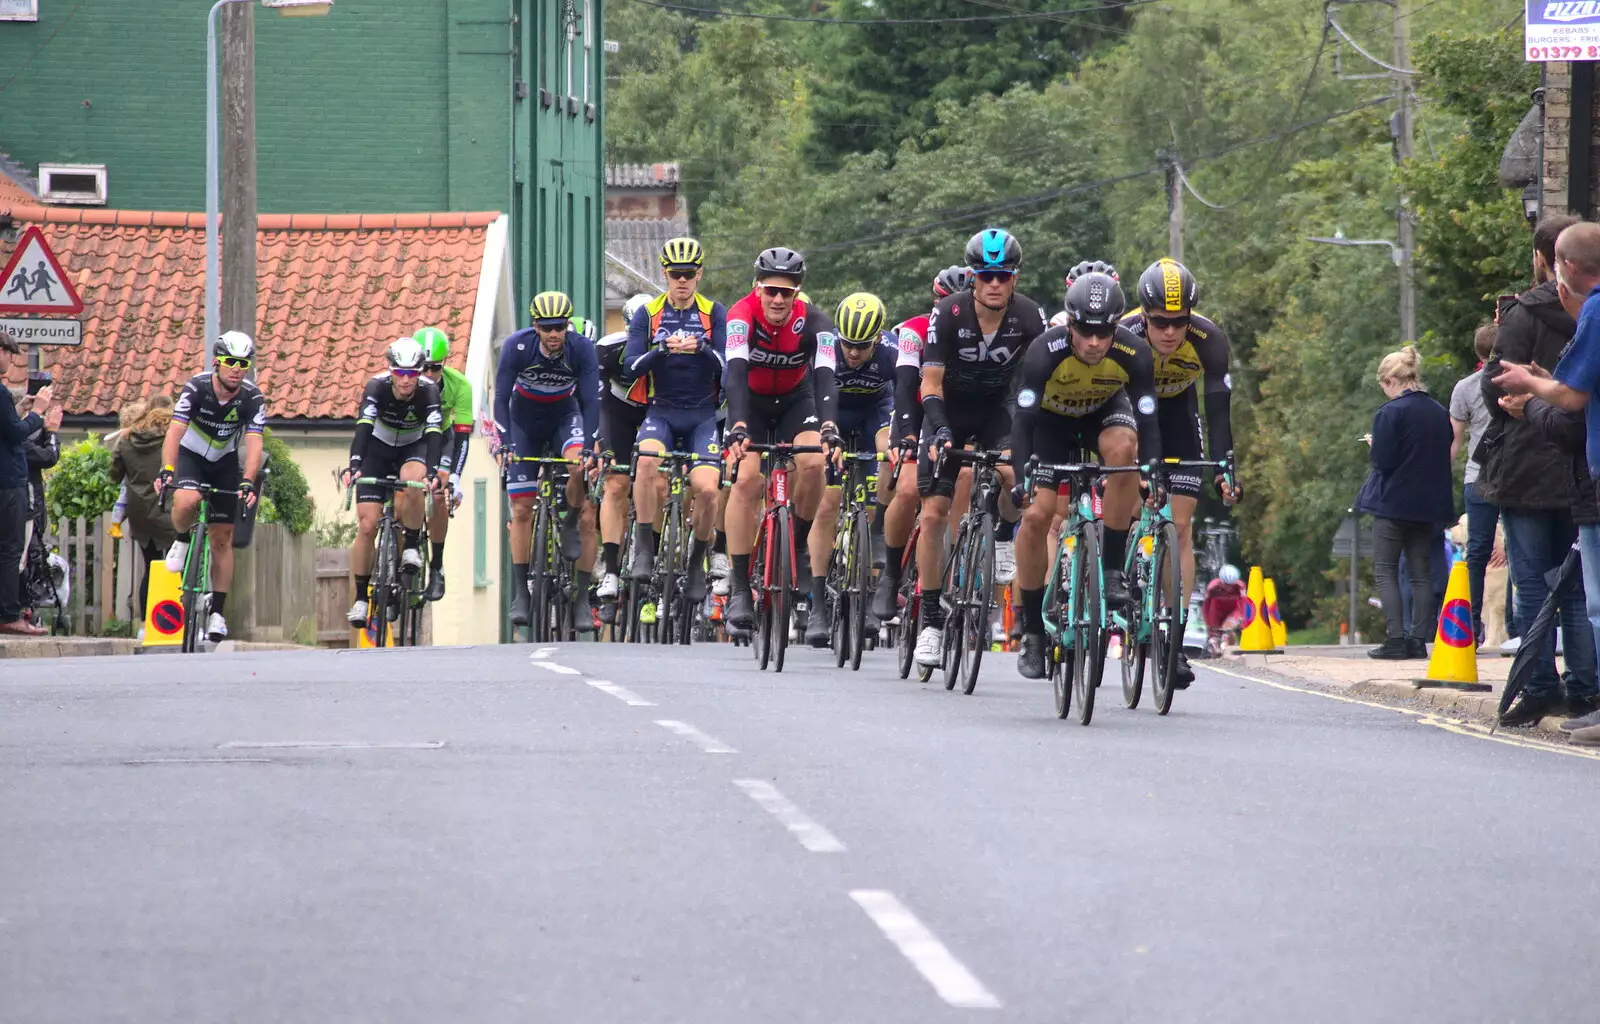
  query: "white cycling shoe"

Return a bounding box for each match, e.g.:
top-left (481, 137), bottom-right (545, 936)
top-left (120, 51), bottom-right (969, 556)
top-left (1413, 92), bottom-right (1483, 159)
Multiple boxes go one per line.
top-left (596, 573), bottom-right (620, 600)
top-left (914, 626), bottom-right (944, 668)
top-left (347, 599), bottom-right (369, 626)
top-left (164, 540), bottom-right (190, 574)
top-left (205, 612), bottom-right (228, 641)
top-left (401, 548), bottom-right (423, 573)
top-left (994, 540), bottom-right (1016, 585)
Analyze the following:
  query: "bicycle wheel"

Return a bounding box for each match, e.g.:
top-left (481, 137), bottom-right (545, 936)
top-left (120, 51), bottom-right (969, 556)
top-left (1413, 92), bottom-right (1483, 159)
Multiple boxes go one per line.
top-left (1149, 520), bottom-right (1184, 716)
top-left (1121, 534), bottom-right (1148, 708)
top-left (368, 519), bottom-right (396, 650)
top-left (772, 505), bottom-right (792, 673)
top-left (753, 516), bottom-right (772, 670)
top-left (848, 506), bottom-right (871, 672)
top-left (941, 525), bottom-right (966, 692)
top-left (180, 524), bottom-right (206, 653)
top-left (897, 566), bottom-right (919, 680)
top-left (829, 521), bottom-right (849, 668)
top-left (659, 501), bottom-right (683, 646)
top-left (530, 500), bottom-right (553, 644)
top-left (1070, 525), bottom-right (1103, 726)
top-left (959, 518), bottom-right (993, 695)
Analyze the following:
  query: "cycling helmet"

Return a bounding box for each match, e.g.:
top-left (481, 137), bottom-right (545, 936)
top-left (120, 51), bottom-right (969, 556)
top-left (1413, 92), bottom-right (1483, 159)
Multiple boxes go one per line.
top-left (213, 330), bottom-right (255, 362)
top-left (414, 326), bottom-right (449, 364)
top-left (386, 336), bottom-right (426, 371)
top-left (754, 246), bottom-right (806, 282)
top-left (964, 228), bottom-right (1021, 272)
top-left (1138, 258), bottom-right (1199, 314)
top-left (569, 316), bottom-right (599, 340)
top-left (932, 265), bottom-right (972, 299)
top-left (1048, 310), bottom-right (1071, 328)
top-left (530, 290), bottom-right (574, 323)
top-left (1219, 564), bottom-right (1241, 585)
top-left (622, 293), bottom-right (652, 325)
top-left (660, 236), bottom-right (705, 269)
top-left (1063, 271), bottom-right (1126, 328)
top-left (1065, 260), bottom-right (1118, 286)
top-left (836, 293), bottom-right (888, 345)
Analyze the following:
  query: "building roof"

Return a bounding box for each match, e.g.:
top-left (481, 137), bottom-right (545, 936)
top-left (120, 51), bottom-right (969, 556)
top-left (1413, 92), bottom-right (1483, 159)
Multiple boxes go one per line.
top-left (604, 217), bottom-right (684, 309)
top-left (0, 164), bottom-right (34, 206)
top-left (0, 205), bottom-right (499, 420)
top-left (605, 163), bottom-right (681, 188)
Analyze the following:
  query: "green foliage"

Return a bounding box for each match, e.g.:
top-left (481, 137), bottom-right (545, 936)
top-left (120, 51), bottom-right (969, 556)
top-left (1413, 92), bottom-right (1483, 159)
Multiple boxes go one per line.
top-left (259, 429), bottom-right (313, 535)
top-left (314, 513), bottom-right (358, 549)
top-left (100, 618), bottom-right (134, 639)
top-left (45, 436), bottom-right (120, 525)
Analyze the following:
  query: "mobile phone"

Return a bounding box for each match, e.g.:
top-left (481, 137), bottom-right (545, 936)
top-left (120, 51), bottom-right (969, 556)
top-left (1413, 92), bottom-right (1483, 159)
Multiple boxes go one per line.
top-left (26, 371), bottom-right (52, 396)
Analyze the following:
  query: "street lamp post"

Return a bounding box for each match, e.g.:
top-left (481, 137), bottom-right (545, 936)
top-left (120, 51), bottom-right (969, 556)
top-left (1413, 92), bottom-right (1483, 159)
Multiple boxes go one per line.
top-left (1307, 229), bottom-right (1414, 343)
top-left (203, 0), bottom-right (332, 373)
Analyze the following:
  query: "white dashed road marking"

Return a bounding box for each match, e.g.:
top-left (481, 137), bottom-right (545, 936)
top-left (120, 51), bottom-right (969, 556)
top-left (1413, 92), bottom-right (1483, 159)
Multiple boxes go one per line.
top-left (585, 679), bottom-right (655, 706)
top-left (654, 720), bottom-right (737, 754)
top-left (530, 648), bottom-right (556, 660)
top-left (530, 661), bottom-right (581, 675)
top-left (849, 890), bottom-right (1002, 1010)
top-left (733, 779), bottom-right (846, 852)
top-left (216, 741), bottom-right (447, 750)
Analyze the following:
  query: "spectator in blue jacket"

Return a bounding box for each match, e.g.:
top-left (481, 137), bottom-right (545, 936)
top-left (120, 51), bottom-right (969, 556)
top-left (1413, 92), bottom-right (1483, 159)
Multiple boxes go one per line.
top-left (0, 330), bottom-right (50, 636)
top-left (1356, 344), bottom-right (1455, 660)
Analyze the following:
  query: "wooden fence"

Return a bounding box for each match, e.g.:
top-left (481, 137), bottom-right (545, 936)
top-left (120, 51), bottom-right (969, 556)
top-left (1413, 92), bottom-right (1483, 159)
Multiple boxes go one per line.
top-left (313, 547), bottom-right (432, 647)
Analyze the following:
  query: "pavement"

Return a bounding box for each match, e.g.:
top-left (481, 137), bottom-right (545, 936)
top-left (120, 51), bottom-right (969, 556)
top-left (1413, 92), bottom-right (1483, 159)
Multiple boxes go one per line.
top-left (0, 636), bottom-right (302, 658)
top-left (5, 639), bottom-right (1599, 1022)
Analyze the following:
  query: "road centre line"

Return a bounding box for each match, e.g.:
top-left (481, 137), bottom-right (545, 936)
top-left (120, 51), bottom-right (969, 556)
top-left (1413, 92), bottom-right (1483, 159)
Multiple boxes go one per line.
top-left (1202, 662), bottom-right (1600, 762)
top-left (654, 720), bottom-right (737, 754)
top-left (530, 648), bottom-right (556, 660)
top-left (530, 661), bottom-right (581, 675)
top-left (586, 679), bottom-right (655, 706)
top-left (849, 890), bottom-right (1002, 1010)
top-left (216, 741), bottom-right (447, 750)
top-left (733, 780), bottom-right (846, 852)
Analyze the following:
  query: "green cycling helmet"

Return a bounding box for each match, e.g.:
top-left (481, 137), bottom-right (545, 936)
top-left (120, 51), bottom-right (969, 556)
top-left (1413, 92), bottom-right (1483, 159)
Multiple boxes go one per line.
top-left (414, 326), bottom-right (450, 363)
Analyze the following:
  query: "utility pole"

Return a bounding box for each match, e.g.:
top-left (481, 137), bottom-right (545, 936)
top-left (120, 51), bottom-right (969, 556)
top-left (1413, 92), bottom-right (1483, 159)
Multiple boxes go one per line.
top-left (1391, 0), bottom-right (1415, 343)
top-left (220, 1), bottom-right (257, 343)
top-left (1164, 150), bottom-right (1185, 263)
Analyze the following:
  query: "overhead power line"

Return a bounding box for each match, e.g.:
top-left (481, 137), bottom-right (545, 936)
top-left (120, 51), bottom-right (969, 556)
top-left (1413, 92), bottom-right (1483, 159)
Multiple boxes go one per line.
top-left (626, 0), bottom-right (1161, 25)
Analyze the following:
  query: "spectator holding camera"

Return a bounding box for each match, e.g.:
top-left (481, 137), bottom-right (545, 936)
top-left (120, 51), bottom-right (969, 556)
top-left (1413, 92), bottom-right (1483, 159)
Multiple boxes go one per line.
top-left (0, 329), bottom-right (51, 636)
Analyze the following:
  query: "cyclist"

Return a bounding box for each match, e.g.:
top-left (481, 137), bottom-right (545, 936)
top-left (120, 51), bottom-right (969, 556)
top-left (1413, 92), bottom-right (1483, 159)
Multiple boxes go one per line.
top-left (1009, 269), bottom-right (1162, 678)
top-left (806, 292), bottom-right (895, 646)
top-left (415, 326), bottom-right (472, 602)
top-left (595, 292), bottom-right (654, 619)
top-left (340, 337), bottom-right (446, 626)
top-left (156, 330), bottom-right (267, 642)
top-left (1121, 258), bottom-right (1239, 685)
top-left (622, 236), bottom-right (727, 606)
top-left (1202, 563), bottom-right (1246, 655)
top-left (912, 229), bottom-right (1046, 668)
top-left (570, 315), bottom-right (601, 341)
top-left (721, 246), bottom-right (842, 634)
top-left (494, 290), bottom-right (600, 629)
top-left (871, 266), bottom-right (968, 622)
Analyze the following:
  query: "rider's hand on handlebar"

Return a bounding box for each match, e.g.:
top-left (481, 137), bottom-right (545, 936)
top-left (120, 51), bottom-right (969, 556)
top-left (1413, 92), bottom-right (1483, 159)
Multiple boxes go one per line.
top-left (724, 424), bottom-right (750, 464)
top-left (927, 426), bottom-right (953, 465)
top-left (239, 479), bottom-right (259, 510)
top-left (339, 463), bottom-right (360, 490)
top-left (154, 467), bottom-right (174, 497)
top-left (1140, 472), bottom-right (1166, 510)
top-left (819, 422), bottom-right (844, 465)
top-left (1216, 475), bottom-right (1242, 505)
top-left (1009, 482), bottom-right (1032, 510)
top-left (433, 468), bottom-right (451, 494)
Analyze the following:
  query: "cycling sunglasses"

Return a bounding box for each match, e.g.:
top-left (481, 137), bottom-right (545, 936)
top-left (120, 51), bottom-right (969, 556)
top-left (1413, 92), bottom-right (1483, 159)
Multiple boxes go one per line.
top-left (666, 269), bottom-right (699, 281)
top-left (216, 356), bottom-right (252, 369)
top-left (391, 367), bottom-right (422, 379)
top-left (759, 284), bottom-right (800, 298)
top-left (1074, 322), bottom-right (1117, 339)
top-left (423, 362), bottom-right (444, 373)
top-left (534, 319), bottom-right (569, 332)
top-left (1147, 314), bottom-right (1191, 331)
top-left (840, 339), bottom-right (877, 351)
top-left (974, 270), bottom-right (1016, 283)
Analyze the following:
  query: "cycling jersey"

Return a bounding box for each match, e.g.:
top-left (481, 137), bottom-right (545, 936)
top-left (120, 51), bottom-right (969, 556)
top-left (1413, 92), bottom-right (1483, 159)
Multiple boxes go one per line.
top-left (923, 290), bottom-right (1048, 401)
top-left (171, 373), bottom-right (267, 461)
top-left (351, 373), bottom-right (444, 471)
top-left (724, 291), bottom-right (839, 431)
top-left (434, 365), bottom-right (474, 475)
top-left (1010, 325), bottom-right (1161, 473)
top-left (834, 334), bottom-right (898, 412)
top-left (891, 315), bottom-right (929, 441)
top-left (1120, 309), bottom-right (1234, 457)
top-left (623, 293), bottom-right (726, 411)
top-left (596, 330), bottom-right (645, 408)
top-left (493, 327), bottom-right (600, 446)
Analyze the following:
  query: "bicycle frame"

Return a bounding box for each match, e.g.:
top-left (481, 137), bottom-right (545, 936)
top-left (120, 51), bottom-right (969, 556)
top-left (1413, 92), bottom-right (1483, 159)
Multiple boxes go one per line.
top-left (345, 475), bottom-right (431, 648)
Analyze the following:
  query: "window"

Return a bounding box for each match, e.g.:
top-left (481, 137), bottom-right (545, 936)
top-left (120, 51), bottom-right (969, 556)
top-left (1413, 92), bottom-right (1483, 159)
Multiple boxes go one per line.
top-left (0, 0), bottom-right (39, 23)
top-left (39, 164), bottom-right (107, 205)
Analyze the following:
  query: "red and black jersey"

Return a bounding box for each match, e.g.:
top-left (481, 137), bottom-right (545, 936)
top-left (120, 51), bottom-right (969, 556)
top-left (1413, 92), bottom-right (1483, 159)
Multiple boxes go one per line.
top-left (724, 290), bottom-right (840, 430)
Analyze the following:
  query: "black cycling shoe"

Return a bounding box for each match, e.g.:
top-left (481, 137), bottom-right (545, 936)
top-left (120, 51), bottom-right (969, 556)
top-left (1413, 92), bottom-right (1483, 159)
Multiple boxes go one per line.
top-left (598, 601), bottom-right (617, 625)
top-left (1017, 633), bottom-right (1047, 679)
top-left (510, 587), bottom-right (531, 627)
top-left (629, 525), bottom-right (656, 584)
top-left (573, 594), bottom-right (596, 633)
top-left (871, 528), bottom-right (887, 570)
top-left (559, 512), bottom-right (583, 562)
top-left (871, 576), bottom-right (901, 621)
top-left (684, 558), bottom-right (708, 604)
top-left (425, 568), bottom-right (446, 603)
top-left (727, 589), bottom-right (756, 631)
top-left (806, 601), bottom-right (832, 648)
top-left (1103, 568), bottom-right (1133, 610)
top-left (1173, 650), bottom-right (1194, 689)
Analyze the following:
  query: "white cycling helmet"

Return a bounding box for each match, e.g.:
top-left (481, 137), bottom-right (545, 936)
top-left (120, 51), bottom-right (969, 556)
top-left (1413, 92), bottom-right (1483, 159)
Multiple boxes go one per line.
top-left (386, 336), bottom-right (426, 371)
top-left (214, 330), bottom-right (255, 362)
top-left (1219, 564), bottom-right (1241, 585)
top-left (1049, 310), bottom-right (1071, 329)
top-left (623, 293), bottom-right (652, 325)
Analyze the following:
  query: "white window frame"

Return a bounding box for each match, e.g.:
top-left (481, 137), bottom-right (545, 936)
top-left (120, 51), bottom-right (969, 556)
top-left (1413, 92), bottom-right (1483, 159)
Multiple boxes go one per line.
top-left (39, 163), bottom-right (108, 205)
top-left (0, 0), bottom-right (39, 23)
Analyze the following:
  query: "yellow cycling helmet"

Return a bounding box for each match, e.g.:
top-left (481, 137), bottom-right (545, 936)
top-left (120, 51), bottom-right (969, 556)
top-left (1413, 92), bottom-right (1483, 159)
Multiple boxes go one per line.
top-left (530, 290), bottom-right (574, 323)
top-left (835, 292), bottom-right (887, 345)
top-left (660, 237), bottom-right (705, 269)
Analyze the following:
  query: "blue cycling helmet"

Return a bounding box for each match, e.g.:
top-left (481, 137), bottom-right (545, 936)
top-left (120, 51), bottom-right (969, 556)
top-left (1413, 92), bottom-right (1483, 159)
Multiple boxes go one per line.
top-left (964, 228), bottom-right (1021, 272)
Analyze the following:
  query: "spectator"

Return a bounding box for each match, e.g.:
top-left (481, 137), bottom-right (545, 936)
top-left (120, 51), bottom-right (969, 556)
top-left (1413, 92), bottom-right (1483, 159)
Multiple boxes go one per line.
top-left (1355, 345), bottom-right (1454, 660)
top-left (110, 394), bottom-right (177, 629)
top-left (1451, 324), bottom-right (1519, 648)
top-left (1482, 215), bottom-right (1598, 725)
top-left (0, 330), bottom-right (49, 636)
top-left (16, 390), bottom-right (60, 615)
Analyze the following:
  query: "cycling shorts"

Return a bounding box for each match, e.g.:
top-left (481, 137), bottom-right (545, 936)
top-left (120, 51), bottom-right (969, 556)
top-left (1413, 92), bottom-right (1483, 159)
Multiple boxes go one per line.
top-left (175, 448), bottom-right (240, 524)
top-left (740, 383), bottom-right (819, 447)
top-left (837, 398), bottom-right (892, 457)
top-left (638, 405), bottom-right (721, 461)
top-left (509, 393), bottom-right (584, 496)
top-left (1156, 390), bottom-right (1204, 500)
top-left (599, 393), bottom-right (647, 464)
top-left (356, 438), bottom-right (429, 505)
top-left (917, 400), bottom-right (1011, 499)
top-left (1028, 390), bottom-right (1138, 490)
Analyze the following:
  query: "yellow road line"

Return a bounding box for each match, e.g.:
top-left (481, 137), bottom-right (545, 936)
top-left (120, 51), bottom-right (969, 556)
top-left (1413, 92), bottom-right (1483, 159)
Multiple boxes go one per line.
top-left (1200, 662), bottom-right (1600, 763)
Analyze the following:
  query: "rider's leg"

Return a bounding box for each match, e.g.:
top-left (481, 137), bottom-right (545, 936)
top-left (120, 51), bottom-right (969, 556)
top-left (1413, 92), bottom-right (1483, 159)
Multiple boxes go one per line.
top-left (724, 450), bottom-right (765, 629)
top-left (1098, 425), bottom-right (1141, 604)
top-left (600, 470), bottom-right (630, 579)
top-left (207, 521), bottom-right (235, 621)
top-left (1016, 485), bottom-right (1059, 631)
top-left (351, 500), bottom-right (380, 607)
top-left (1171, 494), bottom-right (1199, 602)
top-left (632, 434), bottom-right (666, 580)
top-left (791, 430), bottom-right (825, 582)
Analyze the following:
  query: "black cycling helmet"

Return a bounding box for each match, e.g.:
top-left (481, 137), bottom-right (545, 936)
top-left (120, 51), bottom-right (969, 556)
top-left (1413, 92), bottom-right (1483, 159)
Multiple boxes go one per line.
top-left (964, 228), bottom-right (1021, 272)
top-left (932, 265), bottom-right (972, 299)
top-left (1063, 271), bottom-right (1126, 328)
top-left (1064, 260), bottom-right (1118, 286)
top-left (1137, 258), bottom-right (1199, 314)
top-left (754, 246), bottom-right (806, 282)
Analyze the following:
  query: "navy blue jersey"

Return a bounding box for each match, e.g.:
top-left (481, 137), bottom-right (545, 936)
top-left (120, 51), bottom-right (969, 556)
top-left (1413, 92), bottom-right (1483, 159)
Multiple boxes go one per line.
top-left (830, 334), bottom-right (898, 412)
top-left (621, 293), bottom-right (727, 411)
top-left (494, 328), bottom-right (599, 444)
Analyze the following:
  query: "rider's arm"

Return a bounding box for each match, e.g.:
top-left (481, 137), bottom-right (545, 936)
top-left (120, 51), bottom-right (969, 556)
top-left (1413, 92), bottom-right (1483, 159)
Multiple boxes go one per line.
top-left (1125, 341), bottom-right (1163, 465)
top-left (697, 302), bottom-right (729, 376)
top-left (811, 313), bottom-right (840, 428)
top-left (1009, 338), bottom-right (1054, 477)
top-left (350, 379), bottom-right (381, 467)
top-left (162, 381), bottom-right (197, 474)
top-left (620, 302), bottom-right (660, 383)
top-left (493, 330), bottom-right (524, 434)
top-left (919, 302), bottom-right (950, 433)
top-left (240, 390), bottom-right (266, 482)
top-left (240, 431), bottom-right (264, 486)
top-left (724, 308), bottom-right (754, 431)
top-left (1199, 320), bottom-right (1235, 458)
top-left (576, 337), bottom-right (601, 448)
top-left (893, 324), bottom-right (924, 442)
top-left (422, 384), bottom-right (445, 472)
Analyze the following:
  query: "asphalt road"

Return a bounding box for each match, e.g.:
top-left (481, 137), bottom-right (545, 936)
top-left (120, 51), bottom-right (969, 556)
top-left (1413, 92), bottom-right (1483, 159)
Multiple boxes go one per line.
top-left (4, 638), bottom-right (1597, 1022)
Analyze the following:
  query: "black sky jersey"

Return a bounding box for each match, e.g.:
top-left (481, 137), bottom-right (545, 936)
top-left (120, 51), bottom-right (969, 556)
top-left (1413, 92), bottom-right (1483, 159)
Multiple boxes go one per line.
top-left (172, 373), bottom-right (267, 462)
top-left (1120, 309), bottom-right (1234, 456)
top-left (923, 290), bottom-right (1048, 401)
top-left (1011, 325), bottom-right (1161, 469)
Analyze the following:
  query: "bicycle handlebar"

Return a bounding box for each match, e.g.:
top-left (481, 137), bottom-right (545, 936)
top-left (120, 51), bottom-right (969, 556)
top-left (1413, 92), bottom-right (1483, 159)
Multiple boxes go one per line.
top-left (727, 443), bottom-right (826, 484)
top-left (342, 476), bottom-right (431, 512)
